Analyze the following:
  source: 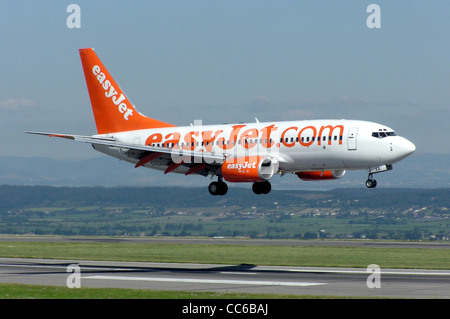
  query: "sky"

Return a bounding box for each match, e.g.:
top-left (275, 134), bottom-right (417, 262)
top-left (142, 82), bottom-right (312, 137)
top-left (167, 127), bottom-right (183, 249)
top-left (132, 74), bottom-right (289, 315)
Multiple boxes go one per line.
top-left (0, 1), bottom-right (448, 160)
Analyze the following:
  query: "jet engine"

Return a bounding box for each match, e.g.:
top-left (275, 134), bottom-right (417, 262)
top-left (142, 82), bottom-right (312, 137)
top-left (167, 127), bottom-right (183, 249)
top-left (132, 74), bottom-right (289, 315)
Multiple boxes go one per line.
top-left (221, 156), bottom-right (278, 182)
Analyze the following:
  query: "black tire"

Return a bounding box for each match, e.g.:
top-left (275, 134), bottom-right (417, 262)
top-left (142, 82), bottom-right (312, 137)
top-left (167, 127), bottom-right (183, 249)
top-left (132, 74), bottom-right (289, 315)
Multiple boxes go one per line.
top-left (218, 182), bottom-right (228, 195)
top-left (261, 181), bottom-right (271, 194)
top-left (365, 179), bottom-right (377, 188)
top-left (252, 181), bottom-right (271, 194)
top-left (252, 182), bottom-right (262, 195)
top-left (208, 182), bottom-right (219, 195)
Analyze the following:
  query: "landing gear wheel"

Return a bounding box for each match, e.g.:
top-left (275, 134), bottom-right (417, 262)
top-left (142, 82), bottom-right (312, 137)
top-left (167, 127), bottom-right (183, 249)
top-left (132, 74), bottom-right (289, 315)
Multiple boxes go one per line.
top-left (218, 181), bottom-right (228, 195)
top-left (252, 181), bottom-right (271, 195)
top-left (252, 183), bottom-right (262, 195)
top-left (208, 181), bottom-right (228, 196)
top-left (365, 174), bottom-right (377, 189)
top-left (208, 182), bottom-right (219, 195)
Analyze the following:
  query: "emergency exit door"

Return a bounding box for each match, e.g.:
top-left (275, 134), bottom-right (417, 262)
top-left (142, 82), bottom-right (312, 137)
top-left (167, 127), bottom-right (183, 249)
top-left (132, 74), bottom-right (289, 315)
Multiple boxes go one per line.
top-left (347, 127), bottom-right (358, 150)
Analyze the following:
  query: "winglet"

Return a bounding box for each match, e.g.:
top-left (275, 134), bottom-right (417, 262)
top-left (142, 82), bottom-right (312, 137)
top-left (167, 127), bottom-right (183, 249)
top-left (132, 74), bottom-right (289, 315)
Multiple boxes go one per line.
top-left (79, 48), bottom-right (175, 134)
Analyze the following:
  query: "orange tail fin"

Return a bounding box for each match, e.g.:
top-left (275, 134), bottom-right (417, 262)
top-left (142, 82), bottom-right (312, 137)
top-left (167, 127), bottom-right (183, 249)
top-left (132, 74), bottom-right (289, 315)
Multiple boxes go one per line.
top-left (79, 48), bottom-right (175, 134)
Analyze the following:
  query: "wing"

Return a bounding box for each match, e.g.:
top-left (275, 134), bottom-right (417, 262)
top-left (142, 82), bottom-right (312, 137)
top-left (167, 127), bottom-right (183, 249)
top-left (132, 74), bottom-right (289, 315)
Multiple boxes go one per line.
top-left (25, 131), bottom-right (225, 176)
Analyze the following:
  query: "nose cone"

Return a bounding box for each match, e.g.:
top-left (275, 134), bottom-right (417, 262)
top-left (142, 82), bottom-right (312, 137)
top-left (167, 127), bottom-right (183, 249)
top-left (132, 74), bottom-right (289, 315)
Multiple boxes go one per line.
top-left (396, 137), bottom-right (416, 160)
top-left (403, 139), bottom-right (416, 156)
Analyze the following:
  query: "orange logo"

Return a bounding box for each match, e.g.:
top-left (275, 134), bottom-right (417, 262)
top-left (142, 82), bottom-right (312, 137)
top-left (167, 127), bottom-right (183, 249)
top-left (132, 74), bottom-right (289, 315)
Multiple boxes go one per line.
top-left (146, 124), bottom-right (344, 152)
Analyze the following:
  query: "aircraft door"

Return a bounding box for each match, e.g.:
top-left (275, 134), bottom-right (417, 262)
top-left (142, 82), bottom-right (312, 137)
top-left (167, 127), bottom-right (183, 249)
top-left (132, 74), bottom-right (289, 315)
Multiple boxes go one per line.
top-left (347, 127), bottom-right (358, 150)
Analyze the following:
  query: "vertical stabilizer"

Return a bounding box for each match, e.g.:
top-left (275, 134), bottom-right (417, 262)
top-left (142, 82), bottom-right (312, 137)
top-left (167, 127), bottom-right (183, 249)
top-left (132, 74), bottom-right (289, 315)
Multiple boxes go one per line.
top-left (79, 48), bottom-right (175, 134)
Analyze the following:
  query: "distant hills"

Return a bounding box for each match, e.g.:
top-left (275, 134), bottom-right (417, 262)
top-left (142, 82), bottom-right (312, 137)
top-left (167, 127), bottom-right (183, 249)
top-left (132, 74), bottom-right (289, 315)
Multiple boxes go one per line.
top-left (0, 153), bottom-right (448, 190)
top-left (0, 185), bottom-right (448, 210)
top-left (0, 185), bottom-right (448, 239)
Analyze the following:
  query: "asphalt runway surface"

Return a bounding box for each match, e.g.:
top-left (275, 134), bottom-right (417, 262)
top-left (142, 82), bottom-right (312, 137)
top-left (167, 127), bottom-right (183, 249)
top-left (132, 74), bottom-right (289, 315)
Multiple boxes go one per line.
top-left (0, 236), bottom-right (449, 298)
top-left (0, 257), bottom-right (449, 298)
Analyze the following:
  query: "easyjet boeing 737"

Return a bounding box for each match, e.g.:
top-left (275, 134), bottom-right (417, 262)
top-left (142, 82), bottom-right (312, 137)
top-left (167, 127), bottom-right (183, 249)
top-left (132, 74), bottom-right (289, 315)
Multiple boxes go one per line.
top-left (27, 48), bottom-right (416, 195)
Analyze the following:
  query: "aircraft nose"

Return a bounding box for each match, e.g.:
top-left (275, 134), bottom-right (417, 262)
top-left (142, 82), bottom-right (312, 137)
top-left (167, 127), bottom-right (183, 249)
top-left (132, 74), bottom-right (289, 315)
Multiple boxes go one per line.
top-left (397, 137), bottom-right (416, 158)
top-left (404, 139), bottom-right (416, 155)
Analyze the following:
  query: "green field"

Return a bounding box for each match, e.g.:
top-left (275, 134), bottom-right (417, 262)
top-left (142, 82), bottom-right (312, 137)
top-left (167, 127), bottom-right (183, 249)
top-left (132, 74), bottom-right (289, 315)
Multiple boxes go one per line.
top-left (0, 283), bottom-right (312, 299)
top-left (0, 240), bottom-right (448, 269)
top-left (1, 186), bottom-right (448, 240)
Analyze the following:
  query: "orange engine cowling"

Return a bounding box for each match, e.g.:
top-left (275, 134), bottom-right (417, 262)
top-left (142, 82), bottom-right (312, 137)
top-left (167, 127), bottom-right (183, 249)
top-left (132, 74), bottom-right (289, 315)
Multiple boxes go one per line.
top-left (221, 156), bottom-right (277, 182)
top-left (296, 170), bottom-right (346, 181)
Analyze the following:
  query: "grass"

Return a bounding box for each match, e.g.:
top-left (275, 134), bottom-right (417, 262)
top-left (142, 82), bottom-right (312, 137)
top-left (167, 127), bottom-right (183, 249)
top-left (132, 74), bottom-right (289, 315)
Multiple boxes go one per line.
top-left (0, 283), bottom-right (309, 299)
top-left (0, 241), bottom-right (449, 269)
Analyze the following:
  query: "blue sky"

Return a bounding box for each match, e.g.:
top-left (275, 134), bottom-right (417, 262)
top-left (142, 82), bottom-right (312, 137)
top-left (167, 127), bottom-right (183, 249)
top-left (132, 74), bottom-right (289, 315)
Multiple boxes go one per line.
top-left (0, 1), bottom-right (448, 159)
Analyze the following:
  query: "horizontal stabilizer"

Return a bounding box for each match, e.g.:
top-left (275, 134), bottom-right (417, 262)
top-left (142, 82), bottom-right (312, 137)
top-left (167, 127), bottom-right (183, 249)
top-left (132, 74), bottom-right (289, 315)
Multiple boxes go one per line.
top-left (25, 131), bottom-right (225, 164)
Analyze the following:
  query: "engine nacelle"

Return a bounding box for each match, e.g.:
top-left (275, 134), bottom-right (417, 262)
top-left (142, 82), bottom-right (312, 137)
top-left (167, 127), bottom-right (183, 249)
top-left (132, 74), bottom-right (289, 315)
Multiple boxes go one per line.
top-left (221, 156), bottom-right (277, 182)
top-left (296, 170), bottom-right (346, 181)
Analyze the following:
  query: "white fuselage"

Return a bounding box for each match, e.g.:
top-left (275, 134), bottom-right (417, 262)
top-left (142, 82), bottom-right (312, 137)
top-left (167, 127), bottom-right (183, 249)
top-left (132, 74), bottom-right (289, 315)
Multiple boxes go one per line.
top-left (93, 119), bottom-right (416, 176)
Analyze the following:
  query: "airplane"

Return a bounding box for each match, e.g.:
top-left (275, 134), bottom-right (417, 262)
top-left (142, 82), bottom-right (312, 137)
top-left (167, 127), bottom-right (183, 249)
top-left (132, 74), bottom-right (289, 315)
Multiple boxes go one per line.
top-left (27, 48), bottom-right (416, 195)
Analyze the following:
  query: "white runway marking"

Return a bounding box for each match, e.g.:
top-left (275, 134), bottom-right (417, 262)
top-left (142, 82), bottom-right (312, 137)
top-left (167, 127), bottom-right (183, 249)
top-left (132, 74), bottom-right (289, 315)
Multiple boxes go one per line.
top-left (83, 275), bottom-right (326, 287)
top-left (219, 271), bottom-right (257, 275)
top-left (271, 268), bottom-right (450, 276)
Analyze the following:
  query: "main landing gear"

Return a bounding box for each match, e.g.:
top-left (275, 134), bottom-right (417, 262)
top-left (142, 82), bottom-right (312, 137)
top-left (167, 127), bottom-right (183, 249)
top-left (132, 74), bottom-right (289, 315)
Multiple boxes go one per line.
top-left (208, 179), bottom-right (272, 195)
top-left (252, 181), bottom-right (271, 195)
top-left (208, 179), bottom-right (228, 196)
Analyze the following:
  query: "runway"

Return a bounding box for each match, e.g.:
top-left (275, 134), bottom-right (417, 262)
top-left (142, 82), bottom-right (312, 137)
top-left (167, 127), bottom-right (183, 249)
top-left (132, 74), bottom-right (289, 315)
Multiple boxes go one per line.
top-left (0, 257), bottom-right (449, 298)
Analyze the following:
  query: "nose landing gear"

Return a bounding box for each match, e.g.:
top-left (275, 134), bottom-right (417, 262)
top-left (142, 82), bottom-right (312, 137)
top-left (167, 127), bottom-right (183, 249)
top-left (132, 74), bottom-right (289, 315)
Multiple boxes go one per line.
top-left (365, 173), bottom-right (377, 188)
top-left (365, 164), bottom-right (393, 189)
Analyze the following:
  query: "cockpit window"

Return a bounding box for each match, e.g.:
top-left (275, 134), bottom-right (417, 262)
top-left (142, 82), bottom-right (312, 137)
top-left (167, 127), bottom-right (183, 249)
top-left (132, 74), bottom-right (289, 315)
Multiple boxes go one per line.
top-left (372, 130), bottom-right (397, 138)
